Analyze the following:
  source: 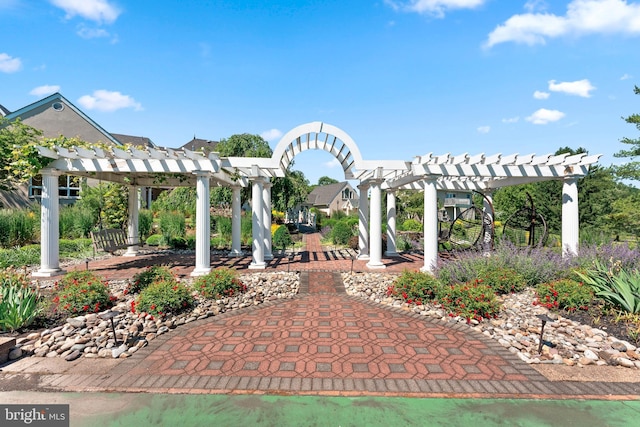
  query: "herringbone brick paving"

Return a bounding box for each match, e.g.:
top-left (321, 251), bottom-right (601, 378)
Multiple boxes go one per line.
top-left (3, 233), bottom-right (639, 398)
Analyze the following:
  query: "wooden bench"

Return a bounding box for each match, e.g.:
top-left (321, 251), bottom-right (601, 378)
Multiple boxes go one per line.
top-left (90, 229), bottom-right (137, 256)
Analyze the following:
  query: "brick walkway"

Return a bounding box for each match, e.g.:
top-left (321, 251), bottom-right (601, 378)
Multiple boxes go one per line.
top-left (3, 233), bottom-right (639, 399)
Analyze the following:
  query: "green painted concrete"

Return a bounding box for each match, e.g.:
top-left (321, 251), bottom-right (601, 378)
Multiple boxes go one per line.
top-left (37, 393), bottom-right (640, 427)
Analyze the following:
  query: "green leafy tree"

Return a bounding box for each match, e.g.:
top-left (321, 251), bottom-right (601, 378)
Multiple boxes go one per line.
top-left (396, 189), bottom-right (424, 223)
top-left (272, 169), bottom-right (309, 212)
top-left (211, 134), bottom-right (273, 206)
top-left (318, 176), bottom-right (338, 186)
top-left (607, 192), bottom-right (640, 241)
top-left (614, 85), bottom-right (640, 181)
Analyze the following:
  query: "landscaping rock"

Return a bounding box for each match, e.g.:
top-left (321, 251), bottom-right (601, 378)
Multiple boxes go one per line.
top-left (25, 272), bottom-right (299, 361)
top-left (343, 272), bottom-right (639, 369)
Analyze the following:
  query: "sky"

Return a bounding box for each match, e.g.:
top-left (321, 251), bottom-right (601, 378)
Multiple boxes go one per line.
top-left (1, 0), bottom-right (639, 186)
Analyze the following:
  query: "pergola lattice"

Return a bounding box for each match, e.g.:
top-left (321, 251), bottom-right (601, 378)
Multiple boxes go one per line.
top-left (33, 121), bottom-right (600, 277)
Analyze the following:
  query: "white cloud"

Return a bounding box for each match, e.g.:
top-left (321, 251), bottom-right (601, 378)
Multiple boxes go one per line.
top-left (385, 0), bottom-right (486, 18)
top-left (502, 116), bottom-right (520, 123)
top-left (0, 53), bottom-right (22, 73)
top-left (533, 90), bottom-right (550, 99)
top-left (620, 73), bottom-right (632, 80)
top-left (50, 0), bottom-right (121, 24)
top-left (524, 0), bottom-right (548, 13)
top-left (77, 25), bottom-right (110, 39)
top-left (477, 125), bottom-right (491, 134)
top-left (526, 108), bottom-right (565, 124)
top-left (30, 85), bottom-right (61, 96)
top-left (548, 79), bottom-right (596, 97)
top-left (485, 0), bottom-right (640, 48)
top-left (77, 90), bottom-right (142, 112)
top-left (260, 128), bottom-right (283, 142)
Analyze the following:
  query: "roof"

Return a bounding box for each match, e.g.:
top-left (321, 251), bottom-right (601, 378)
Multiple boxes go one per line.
top-left (4, 93), bottom-right (121, 146)
top-left (306, 182), bottom-right (352, 207)
top-left (178, 137), bottom-right (218, 155)
top-left (112, 133), bottom-right (157, 149)
top-left (0, 104), bottom-right (10, 117)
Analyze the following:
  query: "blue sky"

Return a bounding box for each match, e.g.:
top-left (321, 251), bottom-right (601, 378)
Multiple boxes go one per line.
top-left (1, 0), bottom-right (639, 185)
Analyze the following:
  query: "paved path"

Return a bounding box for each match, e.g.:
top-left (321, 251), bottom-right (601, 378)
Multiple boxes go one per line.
top-left (2, 233), bottom-right (639, 399)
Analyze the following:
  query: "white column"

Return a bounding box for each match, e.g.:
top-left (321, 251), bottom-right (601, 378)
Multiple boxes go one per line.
top-left (229, 185), bottom-right (243, 257)
top-left (124, 185), bottom-right (140, 257)
top-left (421, 177), bottom-right (439, 274)
top-left (191, 172), bottom-right (211, 276)
top-left (385, 190), bottom-right (398, 256)
top-left (249, 178), bottom-right (266, 269)
top-left (357, 183), bottom-right (370, 260)
top-left (367, 181), bottom-right (385, 269)
top-left (562, 176), bottom-right (579, 257)
top-left (34, 169), bottom-right (64, 277)
top-left (263, 181), bottom-right (273, 260)
top-left (146, 187), bottom-right (153, 209)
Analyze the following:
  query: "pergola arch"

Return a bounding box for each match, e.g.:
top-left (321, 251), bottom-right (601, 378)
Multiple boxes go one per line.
top-left (271, 121), bottom-right (365, 179)
top-left (32, 122), bottom-right (600, 277)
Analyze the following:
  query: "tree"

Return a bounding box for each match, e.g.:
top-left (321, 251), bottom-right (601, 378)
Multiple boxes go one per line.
top-left (216, 133), bottom-right (272, 158)
top-left (614, 85), bottom-right (640, 181)
top-left (271, 169), bottom-right (309, 212)
top-left (317, 176), bottom-right (339, 186)
top-left (210, 134), bottom-right (273, 206)
top-left (607, 192), bottom-right (640, 242)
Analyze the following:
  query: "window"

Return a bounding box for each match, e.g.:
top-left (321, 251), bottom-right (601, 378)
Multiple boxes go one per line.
top-left (29, 174), bottom-right (81, 200)
top-left (342, 189), bottom-right (353, 199)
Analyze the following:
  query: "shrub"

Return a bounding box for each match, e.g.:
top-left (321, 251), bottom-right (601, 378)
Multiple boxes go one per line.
top-left (387, 270), bottom-right (442, 305)
top-left (0, 268), bottom-right (41, 332)
top-left (437, 280), bottom-right (501, 322)
top-left (146, 234), bottom-right (165, 246)
top-left (60, 204), bottom-right (95, 239)
top-left (214, 216), bottom-right (232, 240)
top-left (59, 239), bottom-right (93, 259)
top-left (194, 268), bottom-right (247, 299)
top-left (477, 266), bottom-right (527, 294)
top-left (159, 211), bottom-right (186, 243)
top-left (0, 245), bottom-right (40, 268)
top-left (535, 279), bottom-right (593, 312)
top-left (130, 265), bottom-right (175, 294)
top-left (401, 219), bottom-right (422, 232)
top-left (273, 225), bottom-right (293, 250)
top-left (135, 280), bottom-right (193, 316)
top-left (138, 209), bottom-right (153, 240)
top-left (152, 187), bottom-right (196, 217)
top-left (241, 215), bottom-right (252, 244)
top-left (53, 271), bottom-right (114, 315)
top-left (0, 208), bottom-right (38, 248)
top-left (331, 221), bottom-right (353, 245)
top-left (435, 241), bottom-right (567, 287)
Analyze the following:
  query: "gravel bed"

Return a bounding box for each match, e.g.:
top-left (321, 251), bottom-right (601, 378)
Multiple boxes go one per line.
top-left (343, 272), bottom-right (640, 369)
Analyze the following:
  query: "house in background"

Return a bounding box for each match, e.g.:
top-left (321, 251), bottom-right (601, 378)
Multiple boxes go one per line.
top-left (439, 191), bottom-right (473, 222)
top-left (0, 93), bottom-right (159, 209)
top-left (178, 137), bottom-right (218, 155)
top-left (287, 181), bottom-right (358, 227)
top-left (306, 181), bottom-right (359, 217)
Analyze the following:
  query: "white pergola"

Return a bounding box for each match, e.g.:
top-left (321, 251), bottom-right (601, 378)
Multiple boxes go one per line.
top-left (32, 121), bottom-right (601, 277)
